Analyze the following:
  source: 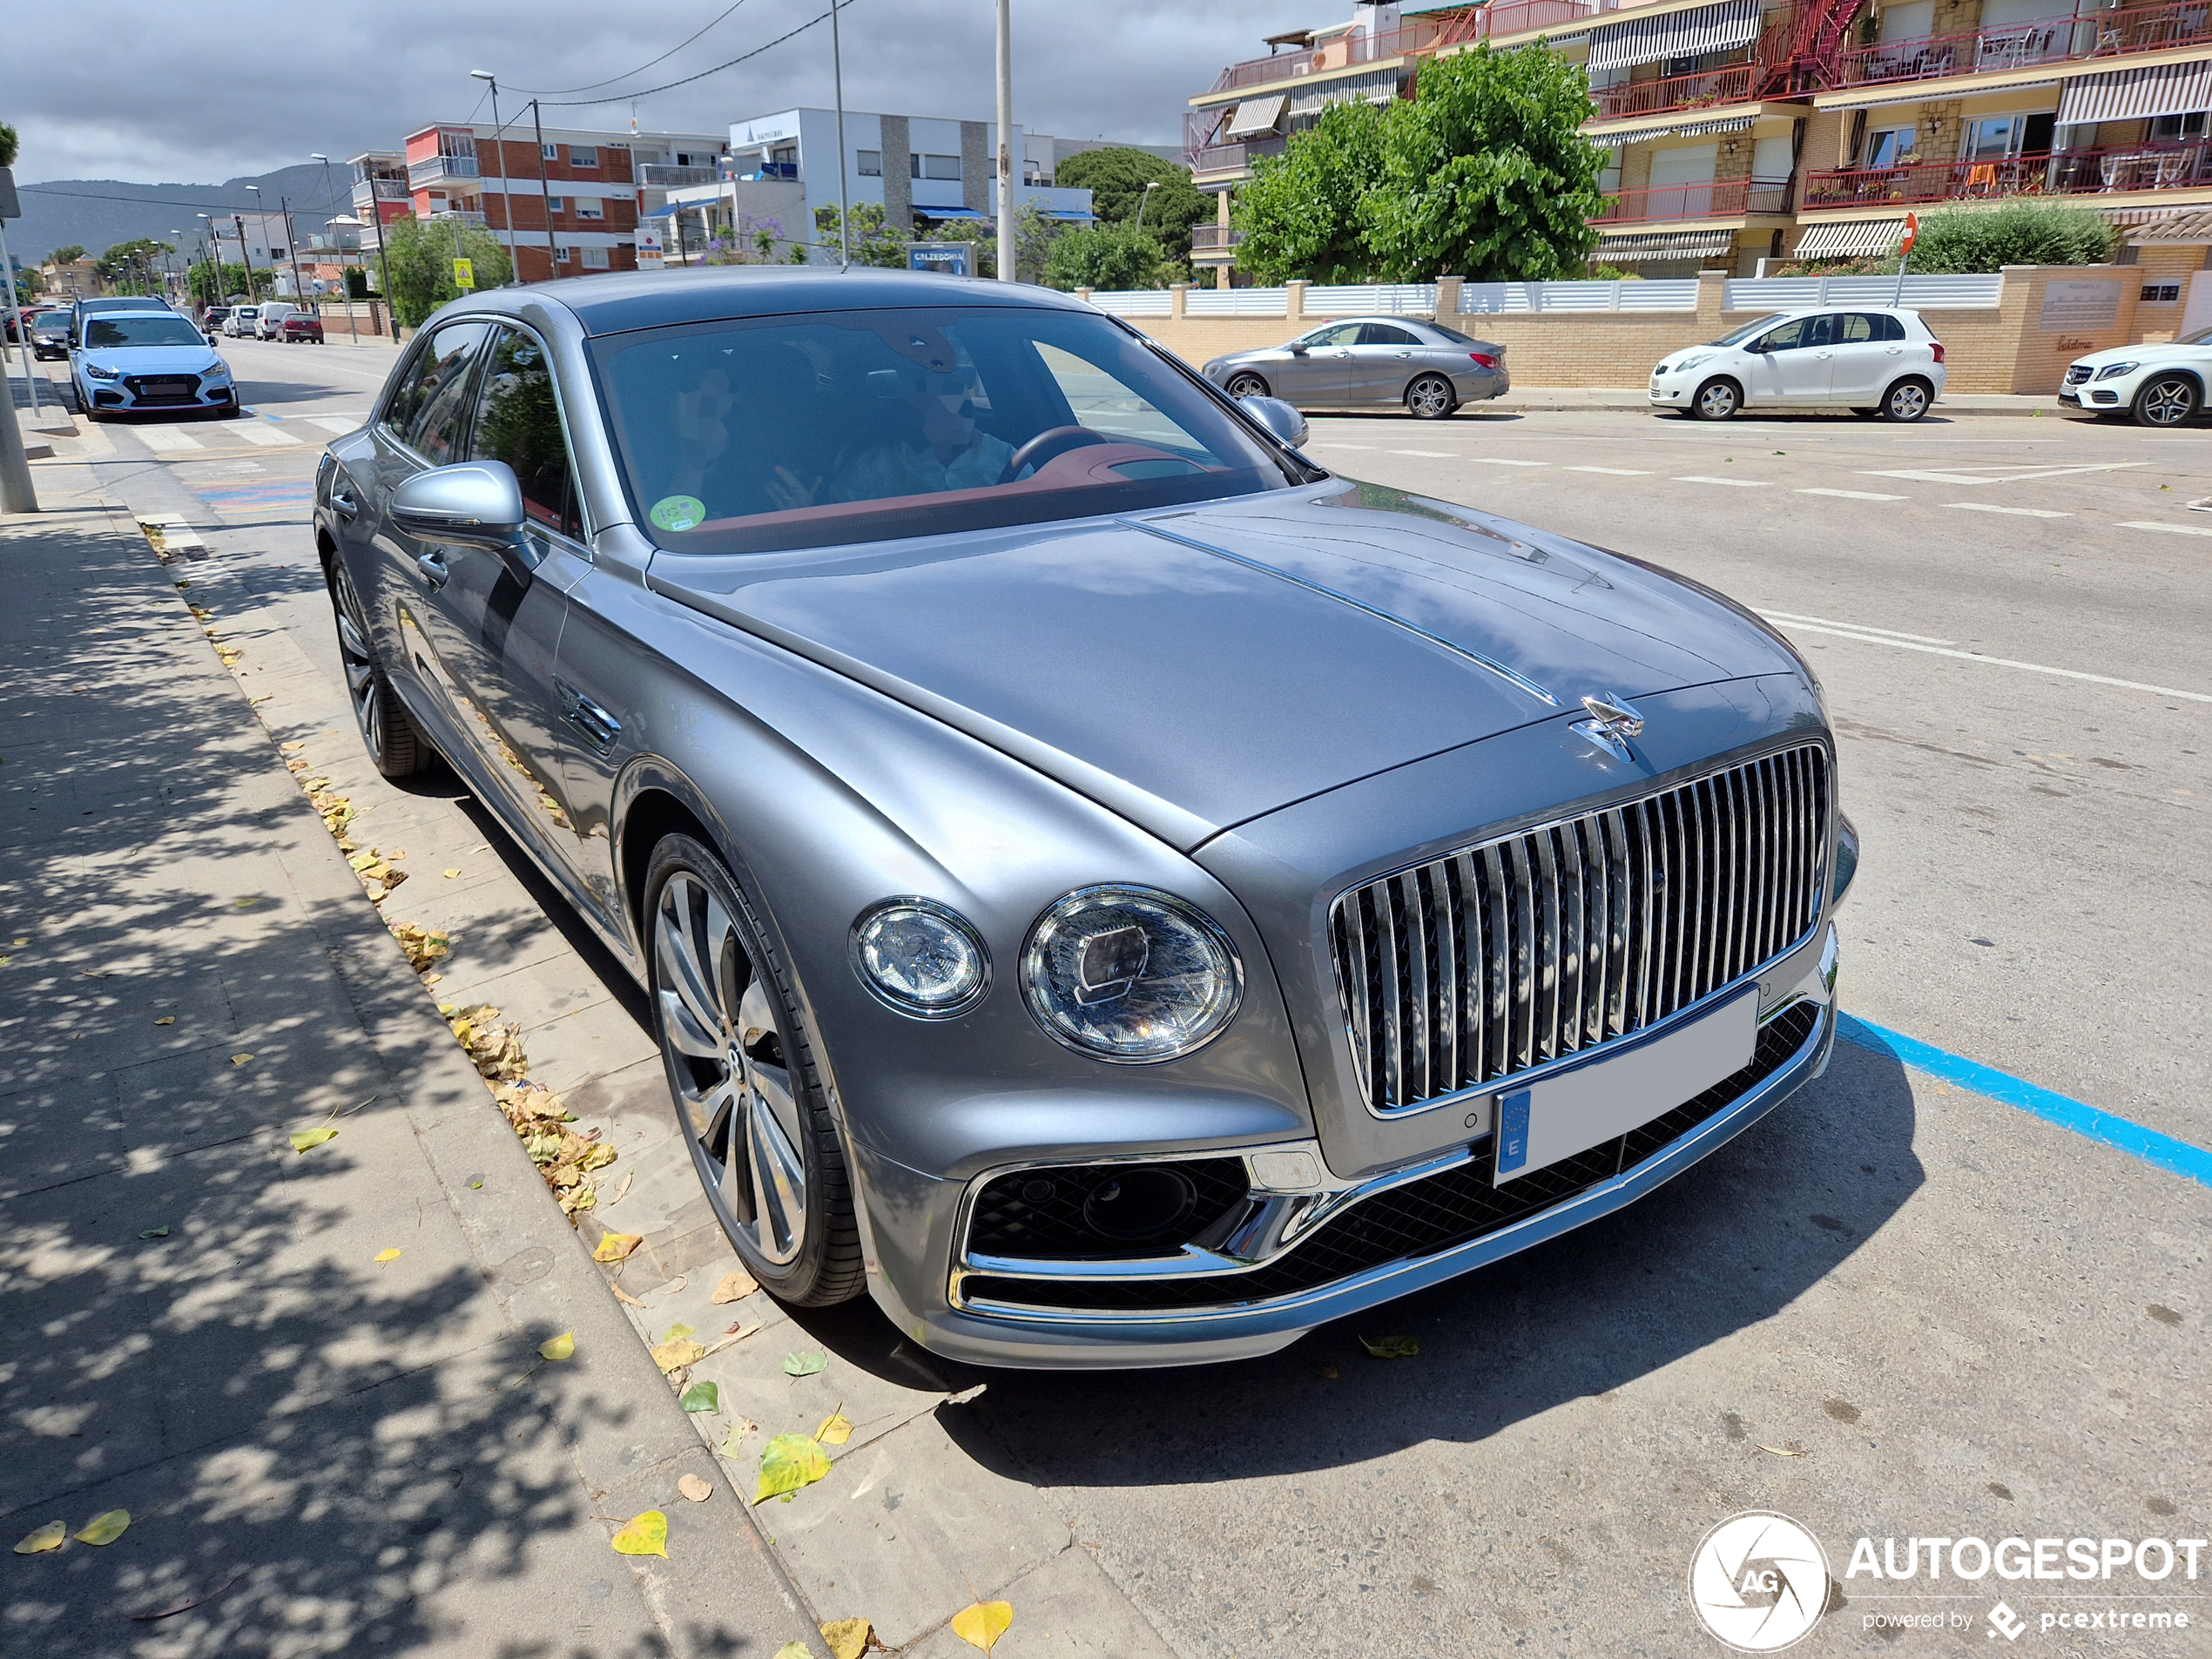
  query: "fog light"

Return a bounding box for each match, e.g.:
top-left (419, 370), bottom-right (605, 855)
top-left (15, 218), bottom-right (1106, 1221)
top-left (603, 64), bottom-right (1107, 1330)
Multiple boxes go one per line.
top-left (1082, 1165), bottom-right (1198, 1242)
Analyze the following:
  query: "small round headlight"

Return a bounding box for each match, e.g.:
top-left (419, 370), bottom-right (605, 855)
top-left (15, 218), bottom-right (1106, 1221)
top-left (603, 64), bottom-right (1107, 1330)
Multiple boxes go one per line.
top-left (1021, 886), bottom-right (1242, 1063)
top-left (851, 898), bottom-right (988, 1019)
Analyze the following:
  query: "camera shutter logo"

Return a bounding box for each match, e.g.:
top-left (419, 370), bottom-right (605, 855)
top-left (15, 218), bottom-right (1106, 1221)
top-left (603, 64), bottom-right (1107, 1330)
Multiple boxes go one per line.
top-left (1688, 1511), bottom-right (1831, 1652)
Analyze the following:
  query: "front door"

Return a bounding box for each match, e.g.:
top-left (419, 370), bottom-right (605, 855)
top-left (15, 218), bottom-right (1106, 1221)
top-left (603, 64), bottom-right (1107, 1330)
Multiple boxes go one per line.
top-left (1742, 314), bottom-right (1835, 403)
top-left (1346, 321), bottom-right (1424, 402)
top-left (1278, 321), bottom-right (1362, 404)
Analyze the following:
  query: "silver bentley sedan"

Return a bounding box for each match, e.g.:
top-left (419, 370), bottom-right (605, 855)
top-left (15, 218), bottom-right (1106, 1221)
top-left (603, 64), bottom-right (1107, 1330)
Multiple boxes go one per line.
top-left (1201, 315), bottom-right (1509, 418)
top-left (314, 268), bottom-right (1854, 1369)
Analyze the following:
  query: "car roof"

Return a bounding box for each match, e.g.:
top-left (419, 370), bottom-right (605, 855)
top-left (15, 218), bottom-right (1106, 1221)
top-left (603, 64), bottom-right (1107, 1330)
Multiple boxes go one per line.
top-left (456, 266), bottom-right (1098, 339)
top-left (78, 296), bottom-right (172, 311)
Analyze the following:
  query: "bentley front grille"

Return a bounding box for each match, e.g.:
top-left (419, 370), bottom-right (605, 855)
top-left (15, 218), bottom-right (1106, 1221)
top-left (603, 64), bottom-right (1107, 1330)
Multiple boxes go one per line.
top-left (1330, 744), bottom-right (1829, 1112)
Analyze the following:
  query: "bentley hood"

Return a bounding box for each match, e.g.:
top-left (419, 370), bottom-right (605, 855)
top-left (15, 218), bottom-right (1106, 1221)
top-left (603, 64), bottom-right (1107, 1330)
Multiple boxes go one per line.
top-left (646, 480), bottom-right (1804, 849)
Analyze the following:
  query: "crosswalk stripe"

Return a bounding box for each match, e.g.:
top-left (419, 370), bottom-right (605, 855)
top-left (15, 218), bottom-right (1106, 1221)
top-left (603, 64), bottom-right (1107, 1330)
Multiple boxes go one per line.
top-left (307, 416), bottom-right (364, 434)
top-left (233, 424), bottom-right (304, 447)
top-left (136, 426), bottom-right (206, 453)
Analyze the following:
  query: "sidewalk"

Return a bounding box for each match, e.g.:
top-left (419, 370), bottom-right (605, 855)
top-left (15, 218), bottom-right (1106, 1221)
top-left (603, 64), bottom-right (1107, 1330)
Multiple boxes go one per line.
top-left (0, 500), bottom-right (820, 1654)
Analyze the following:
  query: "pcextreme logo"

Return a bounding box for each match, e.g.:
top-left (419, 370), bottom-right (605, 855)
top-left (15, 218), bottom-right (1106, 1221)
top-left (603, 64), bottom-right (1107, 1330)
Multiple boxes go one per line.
top-left (1689, 1511), bottom-right (1832, 1652)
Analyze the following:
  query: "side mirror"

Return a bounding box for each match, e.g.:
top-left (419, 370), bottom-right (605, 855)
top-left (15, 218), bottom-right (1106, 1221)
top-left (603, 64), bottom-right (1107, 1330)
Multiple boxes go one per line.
top-left (391, 462), bottom-right (539, 576)
top-left (1286, 342), bottom-right (1309, 355)
top-left (1238, 394), bottom-right (1309, 451)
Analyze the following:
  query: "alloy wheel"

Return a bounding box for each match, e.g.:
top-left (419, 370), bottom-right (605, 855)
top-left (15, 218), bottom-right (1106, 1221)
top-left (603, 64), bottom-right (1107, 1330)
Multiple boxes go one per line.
top-left (1885, 381), bottom-right (1930, 421)
top-left (2135, 376), bottom-right (2197, 428)
top-left (1225, 372), bottom-right (1269, 401)
top-left (1406, 374), bottom-right (1455, 419)
top-left (653, 869), bottom-right (808, 1266)
top-left (1694, 379), bottom-right (1739, 421)
top-left (333, 570), bottom-right (388, 764)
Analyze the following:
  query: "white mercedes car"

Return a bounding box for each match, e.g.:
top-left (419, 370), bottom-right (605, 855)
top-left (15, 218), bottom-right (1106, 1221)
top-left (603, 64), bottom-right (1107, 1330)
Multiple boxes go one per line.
top-left (2059, 328), bottom-right (2210, 426)
top-left (1649, 306), bottom-right (1946, 421)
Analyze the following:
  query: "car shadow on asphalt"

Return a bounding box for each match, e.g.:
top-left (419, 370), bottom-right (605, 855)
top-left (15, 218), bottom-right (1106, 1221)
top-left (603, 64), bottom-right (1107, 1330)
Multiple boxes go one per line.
top-left (917, 1038), bottom-right (1922, 1483)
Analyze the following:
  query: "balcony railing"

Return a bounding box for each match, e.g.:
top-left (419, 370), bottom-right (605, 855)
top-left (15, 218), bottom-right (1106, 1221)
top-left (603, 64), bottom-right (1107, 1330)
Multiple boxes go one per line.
top-left (1478, 0), bottom-right (1610, 42)
top-left (1190, 137), bottom-right (1286, 175)
top-left (1589, 61), bottom-right (1757, 119)
top-left (1802, 138), bottom-right (2212, 206)
top-left (1209, 15), bottom-right (1485, 91)
top-left (426, 209), bottom-right (489, 228)
top-left (1590, 177), bottom-right (1795, 223)
top-left (637, 164), bottom-right (725, 188)
top-left (1831, 0), bottom-right (2212, 87)
top-left (1190, 226), bottom-right (1246, 252)
top-left (351, 177), bottom-right (408, 202)
top-left (408, 154), bottom-right (480, 188)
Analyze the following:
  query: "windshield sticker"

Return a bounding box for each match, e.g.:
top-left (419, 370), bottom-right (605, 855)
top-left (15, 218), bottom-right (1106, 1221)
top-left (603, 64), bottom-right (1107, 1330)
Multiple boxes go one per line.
top-left (649, 495), bottom-right (706, 532)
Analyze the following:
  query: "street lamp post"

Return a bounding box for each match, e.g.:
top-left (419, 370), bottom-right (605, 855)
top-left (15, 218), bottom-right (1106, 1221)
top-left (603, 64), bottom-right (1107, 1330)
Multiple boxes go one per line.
top-left (243, 185), bottom-right (266, 305)
top-left (311, 152), bottom-right (363, 343)
top-left (1134, 179), bottom-right (1159, 234)
top-left (469, 71), bottom-right (520, 284)
top-left (279, 196), bottom-right (309, 307)
top-left (831, 0), bottom-right (850, 268)
top-left (995, 0), bottom-right (1015, 283)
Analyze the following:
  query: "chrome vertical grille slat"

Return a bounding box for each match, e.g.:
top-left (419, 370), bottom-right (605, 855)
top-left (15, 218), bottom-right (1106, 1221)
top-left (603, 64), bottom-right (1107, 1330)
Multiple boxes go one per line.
top-left (1329, 745), bottom-right (1830, 1112)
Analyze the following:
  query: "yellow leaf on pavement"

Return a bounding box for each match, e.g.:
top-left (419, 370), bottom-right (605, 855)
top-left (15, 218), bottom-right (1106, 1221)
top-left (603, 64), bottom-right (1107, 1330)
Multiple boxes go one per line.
top-left (154, 1016), bottom-right (174, 1026)
top-left (718, 1418), bottom-right (755, 1458)
top-left (821, 1617), bottom-right (876, 1659)
top-left (711, 1269), bottom-right (759, 1305)
top-left (949, 1601), bottom-right (1015, 1654)
top-left (592, 1231), bottom-right (642, 1264)
top-left (289, 1126), bottom-right (338, 1153)
top-left (610, 1510), bottom-right (667, 1558)
top-left (230, 1053), bottom-right (253, 1066)
top-left (443, 867), bottom-right (462, 879)
top-left (13, 1521), bottom-right (65, 1554)
top-left (651, 1338), bottom-right (705, 1374)
top-left (1756, 1443), bottom-right (1805, 1457)
top-left (754, 1433), bottom-right (831, 1504)
top-left (678, 1472), bottom-right (712, 1503)
top-left (374, 1247), bottom-right (402, 1264)
top-left (774, 1646), bottom-right (812, 1659)
top-left (815, 1405), bottom-right (854, 1446)
top-left (538, 1331), bottom-right (576, 1362)
top-left (662, 1322), bottom-right (696, 1342)
top-left (73, 1509), bottom-right (130, 1547)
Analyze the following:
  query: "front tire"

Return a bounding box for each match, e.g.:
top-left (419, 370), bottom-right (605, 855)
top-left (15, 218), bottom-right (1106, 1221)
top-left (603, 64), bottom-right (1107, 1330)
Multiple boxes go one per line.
top-left (1405, 373), bottom-right (1457, 420)
top-left (1691, 378), bottom-right (1741, 421)
top-left (644, 835), bottom-right (864, 1307)
top-left (2133, 374), bottom-right (2199, 428)
top-left (1224, 371), bottom-right (1270, 401)
top-left (1881, 378), bottom-right (1932, 421)
top-left (330, 562), bottom-right (431, 778)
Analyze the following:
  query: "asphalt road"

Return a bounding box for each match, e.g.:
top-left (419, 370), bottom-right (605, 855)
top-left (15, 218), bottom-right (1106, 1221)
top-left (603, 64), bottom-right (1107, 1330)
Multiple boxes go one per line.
top-left (44, 342), bottom-right (2210, 1659)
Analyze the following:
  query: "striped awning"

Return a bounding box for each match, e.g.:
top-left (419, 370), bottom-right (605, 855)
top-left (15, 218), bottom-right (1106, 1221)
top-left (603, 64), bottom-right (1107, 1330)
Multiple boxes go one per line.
top-left (1594, 227), bottom-right (1738, 261)
top-left (1225, 95), bottom-right (1288, 138)
top-left (2057, 59), bottom-right (2212, 125)
top-left (1588, 113), bottom-right (1756, 146)
top-left (1792, 217), bottom-right (1905, 259)
top-left (1287, 70), bottom-right (1401, 116)
top-left (1588, 0), bottom-right (1761, 71)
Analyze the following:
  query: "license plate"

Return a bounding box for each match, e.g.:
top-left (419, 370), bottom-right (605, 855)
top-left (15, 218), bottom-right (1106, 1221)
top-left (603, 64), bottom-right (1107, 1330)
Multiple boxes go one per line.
top-left (1494, 991), bottom-right (1757, 1184)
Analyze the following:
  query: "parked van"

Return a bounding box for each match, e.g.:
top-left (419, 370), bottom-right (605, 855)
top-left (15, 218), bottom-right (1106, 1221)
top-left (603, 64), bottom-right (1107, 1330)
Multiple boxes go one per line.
top-left (254, 302), bottom-right (303, 341)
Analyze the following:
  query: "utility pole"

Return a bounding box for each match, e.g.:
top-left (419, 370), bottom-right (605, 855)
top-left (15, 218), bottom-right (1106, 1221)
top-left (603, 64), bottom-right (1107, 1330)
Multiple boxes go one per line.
top-left (831, 0), bottom-right (851, 267)
top-left (0, 211), bottom-right (44, 430)
top-left (470, 71), bottom-right (520, 283)
top-left (530, 100), bottom-right (558, 282)
top-left (280, 197), bottom-right (308, 306)
top-left (995, 0), bottom-right (1015, 283)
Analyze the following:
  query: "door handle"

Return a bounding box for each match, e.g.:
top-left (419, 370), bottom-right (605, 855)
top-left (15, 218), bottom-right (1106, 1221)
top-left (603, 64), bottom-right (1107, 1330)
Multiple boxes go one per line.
top-left (416, 550), bottom-right (449, 590)
top-left (1817, 350), bottom-right (1833, 359)
top-left (556, 678), bottom-right (620, 754)
top-left (331, 489), bottom-right (359, 522)
top-left (1393, 351), bottom-right (1412, 358)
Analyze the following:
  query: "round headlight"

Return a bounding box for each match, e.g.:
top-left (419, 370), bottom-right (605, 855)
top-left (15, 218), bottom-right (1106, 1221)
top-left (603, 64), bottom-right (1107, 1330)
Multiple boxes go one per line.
top-left (850, 898), bottom-right (988, 1019)
top-left (1021, 886), bottom-right (1242, 1063)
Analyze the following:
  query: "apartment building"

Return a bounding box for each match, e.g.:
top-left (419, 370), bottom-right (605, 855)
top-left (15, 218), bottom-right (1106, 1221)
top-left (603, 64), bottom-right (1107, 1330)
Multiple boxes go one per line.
top-left (389, 120), bottom-right (729, 283)
top-left (1188, 0), bottom-right (2212, 296)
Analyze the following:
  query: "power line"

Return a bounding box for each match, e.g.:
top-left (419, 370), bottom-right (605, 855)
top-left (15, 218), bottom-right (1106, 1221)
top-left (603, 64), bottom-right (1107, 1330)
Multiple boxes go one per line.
top-left (510, 0), bottom-right (755, 96)
top-left (537, 4), bottom-right (841, 107)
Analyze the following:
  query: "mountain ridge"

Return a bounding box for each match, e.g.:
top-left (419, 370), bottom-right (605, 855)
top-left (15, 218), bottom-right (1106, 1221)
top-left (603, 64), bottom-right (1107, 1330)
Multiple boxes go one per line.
top-left (8, 164), bottom-right (348, 265)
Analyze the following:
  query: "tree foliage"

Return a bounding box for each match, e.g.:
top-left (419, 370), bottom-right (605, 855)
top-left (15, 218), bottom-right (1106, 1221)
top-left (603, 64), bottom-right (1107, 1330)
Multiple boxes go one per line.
top-left (1362, 46), bottom-right (1608, 280)
top-left (0, 123), bottom-right (17, 170)
top-left (381, 215), bottom-right (513, 327)
top-left (98, 239), bottom-right (174, 293)
top-left (1054, 146), bottom-right (1210, 260)
top-left (1904, 199), bottom-right (2114, 273)
top-left (1232, 100), bottom-right (1390, 285)
top-left (51, 244), bottom-right (87, 267)
top-left (812, 201), bottom-right (909, 267)
top-left (1041, 223), bottom-right (1170, 292)
top-left (189, 259), bottom-right (275, 304)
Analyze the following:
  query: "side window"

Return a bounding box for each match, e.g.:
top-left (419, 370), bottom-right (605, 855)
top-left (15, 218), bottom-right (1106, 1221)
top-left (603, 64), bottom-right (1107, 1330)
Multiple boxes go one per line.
top-left (1878, 312), bottom-right (1907, 341)
top-left (1359, 323), bottom-right (1420, 346)
top-left (382, 320), bottom-right (493, 463)
top-left (1302, 323), bottom-right (1363, 347)
top-left (1752, 318), bottom-right (1808, 352)
top-left (1836, 313), bottom-right (1877, 344)
top-left (467, 326), bottom-right (584, 542)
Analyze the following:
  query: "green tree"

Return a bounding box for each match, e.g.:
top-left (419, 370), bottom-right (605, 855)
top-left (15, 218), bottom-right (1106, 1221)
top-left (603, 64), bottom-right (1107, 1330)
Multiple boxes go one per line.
top-left (1360, 44), bottom-right (1608, 280)
top-left (1232, 99), bottom-right (1390, 285)
top-left (1054, 147), bottom-right (1210, 262)
top-left (0, 122), bottom-right (17, 169)
top-left (1904, 199), bottom-right (2114, 273)
top-left (381, 215), bottom-right (513, 327)
top-left (931, 205), bottom-right (1067, 284)
top-left (190, 258), bottom-right (273, 303)
top-left (51, 244), bottom-right (87, 268)
top-left (1041, 222), bottom-right (1170, 291)
top-left (813, 202), bottom-right (909, 267)
top-left (99, 239), bottom-right (175, 295)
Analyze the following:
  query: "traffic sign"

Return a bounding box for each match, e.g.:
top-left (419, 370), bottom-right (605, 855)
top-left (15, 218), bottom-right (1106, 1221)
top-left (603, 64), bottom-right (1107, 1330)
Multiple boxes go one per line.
top-left (452, 258), bottom-right (475, 292)
top-left (1900, 213), bottom-right (1919, 255)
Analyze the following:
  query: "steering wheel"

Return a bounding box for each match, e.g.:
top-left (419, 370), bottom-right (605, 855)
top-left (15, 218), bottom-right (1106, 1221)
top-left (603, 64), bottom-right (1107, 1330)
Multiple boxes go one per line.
top-left (999, 425), bottom-right (1109, 484)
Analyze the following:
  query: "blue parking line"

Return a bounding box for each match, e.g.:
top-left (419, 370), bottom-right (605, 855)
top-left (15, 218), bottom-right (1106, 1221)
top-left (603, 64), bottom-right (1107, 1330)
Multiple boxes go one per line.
top-left (1838, 1014), bottom-right (2212, 1188)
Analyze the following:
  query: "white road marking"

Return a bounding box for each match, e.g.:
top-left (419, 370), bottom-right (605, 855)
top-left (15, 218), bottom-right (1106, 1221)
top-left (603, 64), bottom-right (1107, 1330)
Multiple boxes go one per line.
top-left (307, 415), bottom-right (368, 433)
top-left (1946, 502), bottom-right (2069, 518)
top-left (1861, 462), bottom-right (2148, 486)
top-left (1310, 442), bottom-right (1374, 449)
top-left (1391, 449), bottom-right (1459, 458)
top-left (1674, 475), bottom-right (1771, 487)
top-left (135, 426), bottom-right (205, 453)
top-left (1564, 466), bottom-right (1651, 475)
top-left (1797, 487), bottom-right (1906, 501)
top-left (1467, 455), bottom-right (1548, 465)
top-left (1764, 623), bottom-right (2211, 705)
top-left (2118, 519), bottom-right (2212, 538)
top-left (232, 424), bottom-right (303, 447)
top-left (1758, 610), bottom-right (1954, 645)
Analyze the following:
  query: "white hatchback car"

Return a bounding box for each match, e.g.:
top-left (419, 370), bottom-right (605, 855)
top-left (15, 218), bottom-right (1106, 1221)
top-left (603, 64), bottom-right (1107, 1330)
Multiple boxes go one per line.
top-left (2058, 327), bottom-right (2210, 426)
top-left (1649, 307), bottom-right (1946, 421)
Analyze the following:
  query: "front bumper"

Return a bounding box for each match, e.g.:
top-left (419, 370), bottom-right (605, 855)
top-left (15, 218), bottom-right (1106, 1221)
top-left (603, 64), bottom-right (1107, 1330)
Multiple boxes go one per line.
top-left (867, 925), bottom-right (1840, 1368)
top-left (79, 374), bottom-right (234, 413)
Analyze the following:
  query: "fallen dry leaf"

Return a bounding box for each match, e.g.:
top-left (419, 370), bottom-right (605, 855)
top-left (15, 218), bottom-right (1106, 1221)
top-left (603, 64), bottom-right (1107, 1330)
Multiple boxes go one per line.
top-left (374, 1247), bottom-right (402, 1265)
top-left (820, 1617), bottom-right (879, 1659)
top-left (443, 867), bottom-right (462, 879)
top-left (230, 1053), bottom-right (253, 1067)
top-left (1756, 1443), bottom-right (1805, 1457)
top-left (607, 1170), bottom-right (633, 1207)
top-left (610, 1281), bottom-right (646, 1308)
top-left (1358, 1334), bottom-right (1420, 1359)
top-left (1317, 1364), bottom-right (1339, 1380)
top-left (288, 1126), bottom-right (338, 1153)
top-left (592, 1232), bottom-right (643, 1264)
top-left (74, 1509), bottom-right (131, 1547)
top-left (678, 1473), bottom-right (712, 1503)
top-left (652, 1337), bottom-right (706, 1374)
top-left (949, 1601), bottom-right (1015, 1654)
top-left (711, 1269), bottom-right (759, 1305)
top-left (538, 1331), bottom-right (576, 1362)
top-left (138, 1226), bottom-right (169, 1239)
top-left (280, 741), bottom-right (306, 753)
top-left (153, 1016), bottom-right (174, 1026)
top-left (815, 1406), bottom-right (854, 1447)
top-left (610, 1510), bottom-right (668, 1558)
top-left (695, 1322), bottom-right (761, 1362)
top-left (13, 1520), bottom-right (65, 1554)
top-left (773, 1646), bottom-right (811, 1659)
top-left (718, 1418), bottom-right (756, 1458)
top-left (754, 1433), bottom-right (831, 1504)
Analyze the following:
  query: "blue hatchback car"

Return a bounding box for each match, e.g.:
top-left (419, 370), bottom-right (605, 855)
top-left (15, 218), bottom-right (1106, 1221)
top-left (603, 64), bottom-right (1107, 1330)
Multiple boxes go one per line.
top-left (72, 310), bottom-right (237, 419)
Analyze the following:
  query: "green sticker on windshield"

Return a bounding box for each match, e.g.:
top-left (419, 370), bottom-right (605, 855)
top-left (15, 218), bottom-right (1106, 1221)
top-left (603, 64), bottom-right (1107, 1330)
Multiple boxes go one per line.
top-left (649, 495), bottom-right (705, 532)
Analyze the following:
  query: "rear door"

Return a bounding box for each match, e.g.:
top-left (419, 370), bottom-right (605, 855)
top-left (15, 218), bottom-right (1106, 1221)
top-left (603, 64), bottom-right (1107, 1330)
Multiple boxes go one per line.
top-left (1830, 311), bottom-right (1909, 401)
top-left (1346, 321), bottom-right (1425, 402)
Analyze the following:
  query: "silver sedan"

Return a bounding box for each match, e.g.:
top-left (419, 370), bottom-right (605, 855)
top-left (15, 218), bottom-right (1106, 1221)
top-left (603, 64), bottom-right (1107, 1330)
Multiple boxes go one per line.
top-left (1202, 316), bottom-right (1508, 419)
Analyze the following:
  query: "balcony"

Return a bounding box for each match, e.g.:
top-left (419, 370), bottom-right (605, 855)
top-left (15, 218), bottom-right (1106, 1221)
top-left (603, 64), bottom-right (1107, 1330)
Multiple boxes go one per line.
top-left (1208, 15), bottom-right (1485, 92)
top-left (351, 178), bottom-right (408, 204)
top-left (1830, 0), bottom-right (2212, 89)
top-left (408, 154), bottom-right (481, 188)
top-left (637, 164), bottom-right (724, 188)
top-left (1591, 177), bottom-right (1795, 223)
top-left (1189, 135), bottom-right (1287, 177)
top-left (1802, 138), bottom-right (2212, 206)
top-left (1190, 225), bottom-right (1246, 250)
top-left (425, 209), bottom-right (489, 228)
top-left (1589, 61), bottom-right (1757, 120)
top-left (1478, 0), bottom-right (1610, 42)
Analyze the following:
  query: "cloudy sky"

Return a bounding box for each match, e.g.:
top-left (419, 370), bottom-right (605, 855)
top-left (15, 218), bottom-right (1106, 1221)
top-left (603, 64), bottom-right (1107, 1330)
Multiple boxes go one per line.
top-left (10, 0), bottom-right (1309, 183)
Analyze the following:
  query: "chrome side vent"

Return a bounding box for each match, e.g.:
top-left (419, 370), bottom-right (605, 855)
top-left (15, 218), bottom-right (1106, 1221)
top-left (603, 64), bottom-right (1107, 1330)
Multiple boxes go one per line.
top-left (1330, 745), bottom-right (1829, 1112)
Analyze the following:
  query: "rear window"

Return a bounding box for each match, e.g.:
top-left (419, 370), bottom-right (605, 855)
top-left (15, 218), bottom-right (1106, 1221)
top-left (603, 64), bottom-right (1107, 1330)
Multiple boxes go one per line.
top-left (592, 304), bottom-right (1301, 555)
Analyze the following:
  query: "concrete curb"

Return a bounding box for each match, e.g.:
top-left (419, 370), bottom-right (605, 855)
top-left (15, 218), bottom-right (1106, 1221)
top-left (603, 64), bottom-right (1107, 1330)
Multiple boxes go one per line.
top-left (1484, 391), bottom-right (2067, 418)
